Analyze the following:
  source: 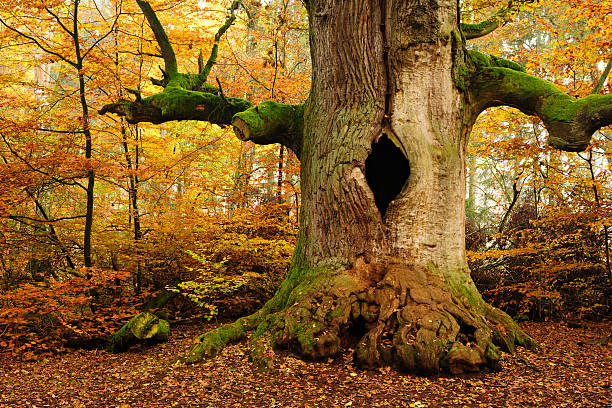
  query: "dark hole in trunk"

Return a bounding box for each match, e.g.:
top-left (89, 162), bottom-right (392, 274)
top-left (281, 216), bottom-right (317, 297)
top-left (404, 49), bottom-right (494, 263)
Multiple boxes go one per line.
top-left (343, 316), bottom-right (368, 348)
top-left (365, 134), bottom-right (410, 217)
top-left (457, 320), bottom-right (477, 342)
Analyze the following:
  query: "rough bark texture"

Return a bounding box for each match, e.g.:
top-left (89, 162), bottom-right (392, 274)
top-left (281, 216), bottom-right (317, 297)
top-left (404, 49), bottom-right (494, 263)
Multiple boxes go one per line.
top-left (100, 0), bottom-right (612, 375)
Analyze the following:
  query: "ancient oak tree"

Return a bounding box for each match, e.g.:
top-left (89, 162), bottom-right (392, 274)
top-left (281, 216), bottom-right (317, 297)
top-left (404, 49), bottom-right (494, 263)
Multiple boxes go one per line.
top-left (101, 0), bottom-right (612, 374)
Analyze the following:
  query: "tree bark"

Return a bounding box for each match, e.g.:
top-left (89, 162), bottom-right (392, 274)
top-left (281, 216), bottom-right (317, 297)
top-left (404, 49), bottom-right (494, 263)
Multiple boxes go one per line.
top-left (73, 0), bottom-right (95, 269)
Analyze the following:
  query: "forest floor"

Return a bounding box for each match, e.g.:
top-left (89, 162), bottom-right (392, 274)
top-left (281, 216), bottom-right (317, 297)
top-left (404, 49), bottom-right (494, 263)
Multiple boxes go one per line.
top-left (0, 320), bottom-right (610, 408)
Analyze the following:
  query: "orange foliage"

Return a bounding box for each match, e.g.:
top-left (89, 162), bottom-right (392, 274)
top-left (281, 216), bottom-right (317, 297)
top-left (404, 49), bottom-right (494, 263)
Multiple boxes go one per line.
top-left (0, 268), bottom-right (141, 356)
top-left (0, 0), bottom-right (306, 352)
top-left (466, 0), bottom-right (612, 319)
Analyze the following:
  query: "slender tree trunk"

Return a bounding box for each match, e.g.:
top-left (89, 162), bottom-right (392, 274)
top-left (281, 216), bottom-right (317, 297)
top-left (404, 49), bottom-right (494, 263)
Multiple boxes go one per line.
top-left (584, 151), bottom-right (612, 280)
top-left (122, 124), bottom-right (143, 292)
top-left (277, 145), bottom-right (284, 204)
top-left (30, 191), bottom-right (76, 270)
top-left (80, 71), bottom-right (95, 270)
top-left (72, 0), bottom-right (95, 269)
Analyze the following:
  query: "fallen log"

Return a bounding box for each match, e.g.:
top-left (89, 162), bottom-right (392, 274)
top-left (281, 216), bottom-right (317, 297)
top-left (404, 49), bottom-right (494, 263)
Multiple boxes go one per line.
top-left (107, 311), bottom-right (170, 352)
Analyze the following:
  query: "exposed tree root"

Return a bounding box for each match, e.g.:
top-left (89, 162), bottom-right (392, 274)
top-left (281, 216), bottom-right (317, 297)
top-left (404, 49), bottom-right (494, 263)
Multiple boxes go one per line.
top-left (184, 261), bottom-right (535, 375)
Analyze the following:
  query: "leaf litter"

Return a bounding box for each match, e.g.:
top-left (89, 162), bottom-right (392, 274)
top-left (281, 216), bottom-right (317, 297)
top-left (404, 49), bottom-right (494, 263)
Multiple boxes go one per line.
top-left (0, 321), bottom-right (610, 407)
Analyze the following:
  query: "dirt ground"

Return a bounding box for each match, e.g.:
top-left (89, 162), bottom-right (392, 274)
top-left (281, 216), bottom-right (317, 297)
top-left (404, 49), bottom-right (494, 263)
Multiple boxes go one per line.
top-left (1, 320), bottom-right (610, 408)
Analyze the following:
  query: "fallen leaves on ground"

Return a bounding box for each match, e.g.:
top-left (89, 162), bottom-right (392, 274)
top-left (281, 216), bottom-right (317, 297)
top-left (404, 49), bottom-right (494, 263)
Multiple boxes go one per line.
top-left (1, 321), bottom-right (610, 407)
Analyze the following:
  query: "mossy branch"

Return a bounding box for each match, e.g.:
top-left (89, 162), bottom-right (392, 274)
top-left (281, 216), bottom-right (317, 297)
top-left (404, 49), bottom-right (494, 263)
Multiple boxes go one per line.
top-left (467, 51), bottom-right (612, 151)
top-left (199, 0), bottom-right (242, 82)
top-left (138, 0), bottom-right (241, 90)
top-left (100, 87), bottom-right (251, 125)
top-left (100, 0), bottom-right (304, 156)
top-left (100, 92), bottom-right (304, 153)
top-left (183, 315), bottom-right (258, 363)
top-left (232, 102), bottom-right (304, 158)
top-left (461, 0), bottom-right (535, 40)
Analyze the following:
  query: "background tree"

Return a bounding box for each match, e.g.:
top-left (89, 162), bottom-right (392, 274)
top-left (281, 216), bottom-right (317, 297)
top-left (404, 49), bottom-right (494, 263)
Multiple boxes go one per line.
top-left (0, 0), bottom-right (124, 268)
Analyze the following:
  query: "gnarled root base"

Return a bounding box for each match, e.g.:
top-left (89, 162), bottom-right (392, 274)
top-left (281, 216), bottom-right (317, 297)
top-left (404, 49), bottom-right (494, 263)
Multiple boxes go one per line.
top-left (184, 262), bottom-right (535, 375)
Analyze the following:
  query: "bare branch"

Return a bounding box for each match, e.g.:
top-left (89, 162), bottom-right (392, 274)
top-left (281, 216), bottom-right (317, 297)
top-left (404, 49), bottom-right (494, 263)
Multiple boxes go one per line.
top-left (136, 0), bottom-right (178, 79)
top-left (10, 214), bottom-right (87, 223)
top-left (44, 7), bottom-right (75, 37)
top-left (215, 77), bottom-right (233, 107)
top-left (81, 3), bottom-right (123, 61)
top-left (36, 128), bottom-right (85, 134)
top-left (118, 50), bottom-right (162, 58)
top-left (0, 17), bottom-right (77, 67)
top-left (498, 175), bottom-right (522, 234)
top-left (592, 56), bottom-right (612, 95)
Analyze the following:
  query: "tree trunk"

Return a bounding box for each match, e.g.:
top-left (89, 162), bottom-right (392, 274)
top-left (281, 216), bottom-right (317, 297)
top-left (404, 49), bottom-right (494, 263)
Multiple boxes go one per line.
top-left (186, 0), bottom-right (534, 374)
top-left (73, 0), bottom-right (95, 270)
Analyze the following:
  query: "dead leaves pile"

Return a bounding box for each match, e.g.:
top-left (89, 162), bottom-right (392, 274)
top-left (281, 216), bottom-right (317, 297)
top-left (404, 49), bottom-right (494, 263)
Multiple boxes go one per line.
top-left (1, 321), bottom-right (610, 407)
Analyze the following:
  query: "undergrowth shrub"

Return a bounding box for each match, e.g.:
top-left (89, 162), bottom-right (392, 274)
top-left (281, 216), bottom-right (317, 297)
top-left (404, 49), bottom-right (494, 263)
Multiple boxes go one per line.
top-left (469, 203), bottom-right (611, 320)
top-left (0, 269), bottom-right (142, 357)
top-left (171, 203), bottom-right (297, 319)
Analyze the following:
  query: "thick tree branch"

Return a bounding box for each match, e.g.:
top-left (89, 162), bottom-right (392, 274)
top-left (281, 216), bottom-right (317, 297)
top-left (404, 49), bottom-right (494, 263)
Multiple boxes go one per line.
top-left (461, 0), bottom-right (535, 40)
top-left (99, 88), bottom-right (251, 125)
top-left (100, 0), bottom-right (304, 157)
top-left (136, 0), bottom-right (178, 79)
top-left (467, 51), bottom-right (612, 152)
top-left (233, 102), bottom-right (304, 157)
top-left (100, 95), bottom-right (303, 157)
